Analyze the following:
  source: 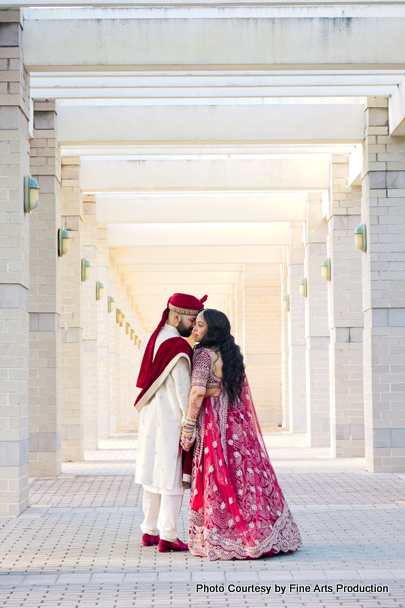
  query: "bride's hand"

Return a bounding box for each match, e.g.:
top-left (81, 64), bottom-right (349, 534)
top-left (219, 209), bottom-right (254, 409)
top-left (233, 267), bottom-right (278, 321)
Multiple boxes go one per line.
top-left (181, 433), bottom-right (195, 451)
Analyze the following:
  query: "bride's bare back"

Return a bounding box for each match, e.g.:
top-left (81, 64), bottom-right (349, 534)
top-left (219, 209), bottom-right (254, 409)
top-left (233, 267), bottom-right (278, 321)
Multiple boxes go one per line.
top-left (206, 349), bottom-right (223, 397)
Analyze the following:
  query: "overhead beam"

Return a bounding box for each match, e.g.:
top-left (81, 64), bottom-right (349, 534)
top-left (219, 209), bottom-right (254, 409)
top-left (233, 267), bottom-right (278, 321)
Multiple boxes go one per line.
top-left (81, 157), bottom-right (330, 191)
top-left (124, 271), bottom-right (238, 284)
top-left (106, 223), bottom-right (290, 247)
top-left (57, 103), bottom-right (365, 144)
top-left (30, 73), bottom-right (403, 90)
top-left (23, 8), bottom-right (405, 70)
top-left (130, 284), bottom-right (233, 296)
top-left (115, 245), bottom-right (284, 264)
top-left (96, 194), bottom-right (307, 223)
top-left (115, 263), bottom-right (244, 272)
top-left (31, 86), bottom-right (396, 99)
top-left (389, 76), bottom-right (405, 136)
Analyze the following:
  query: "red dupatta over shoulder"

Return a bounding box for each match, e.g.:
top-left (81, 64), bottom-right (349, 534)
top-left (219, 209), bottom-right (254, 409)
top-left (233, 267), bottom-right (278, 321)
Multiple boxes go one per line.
top-left (134, 292), bottom-right (208, 412)
top-left (134, 337), bottom-right (193, 411)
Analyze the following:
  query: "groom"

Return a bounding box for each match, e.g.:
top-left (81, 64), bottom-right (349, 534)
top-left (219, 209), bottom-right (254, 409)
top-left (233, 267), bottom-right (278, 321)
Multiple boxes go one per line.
top-left (134, 292), bottom-right (208, 552)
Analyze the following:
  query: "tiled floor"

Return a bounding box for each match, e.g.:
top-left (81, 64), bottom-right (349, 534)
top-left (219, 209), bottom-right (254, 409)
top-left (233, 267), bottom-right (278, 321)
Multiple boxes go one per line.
top-left (0, 433), bottom-right (404, 607)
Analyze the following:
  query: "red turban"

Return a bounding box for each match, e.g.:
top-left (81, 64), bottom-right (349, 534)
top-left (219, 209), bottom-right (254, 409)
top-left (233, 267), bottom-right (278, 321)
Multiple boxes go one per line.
top-left (136, 293), bottom-right (208, 389)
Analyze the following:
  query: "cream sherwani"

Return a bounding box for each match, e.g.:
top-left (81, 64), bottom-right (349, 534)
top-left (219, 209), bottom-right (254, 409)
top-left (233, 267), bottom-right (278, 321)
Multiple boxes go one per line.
top-left (135, 324), bottom-right (191, 542)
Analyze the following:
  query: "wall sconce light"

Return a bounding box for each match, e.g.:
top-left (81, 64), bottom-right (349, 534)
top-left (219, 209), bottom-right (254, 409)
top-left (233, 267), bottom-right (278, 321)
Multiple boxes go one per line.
top-left (108, 296), bottom-right (115, 313)
top-left (321, 258), bottom-right (331, 281)
top-left (126, 322), bottom-right (131, 335)
top-left (299, 278), bottom-right (307, 298)
top-left (120, 313), bottom-right (125, 328)
top-left (116, 309), bottom-right (122, 324)
top-left (130, 328), bottom-right (135, 340)
top-left (282, 295), bottom-right (290, 311)
top-left (354, 224), bottom-right (367, 252)
top-left (81, 258), bottom-right (91, 282)
top-left (24, 175), bottom-right (39, 214)
top-left (96, 281), bottom-right (104, 301)
top-left (58, 228), bottom-right (70, 257)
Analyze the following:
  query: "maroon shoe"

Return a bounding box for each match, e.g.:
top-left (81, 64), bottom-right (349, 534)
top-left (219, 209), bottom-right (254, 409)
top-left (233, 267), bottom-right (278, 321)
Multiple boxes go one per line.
top-left (142, 533), bottom-right (160, 547)
top-left (158, 538), bottom-right (188, 553)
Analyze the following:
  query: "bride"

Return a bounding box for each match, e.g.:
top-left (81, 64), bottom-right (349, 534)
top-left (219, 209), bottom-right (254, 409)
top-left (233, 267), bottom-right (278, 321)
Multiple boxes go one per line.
top-left (180, 308), bottom-right (302, 561)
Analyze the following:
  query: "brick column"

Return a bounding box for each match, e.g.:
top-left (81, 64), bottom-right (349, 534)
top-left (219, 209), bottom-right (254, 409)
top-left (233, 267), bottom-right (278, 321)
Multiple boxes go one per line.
top-left (115, 281), bottom-right (123, 431)
top-left (0, 10), bottom-right (30, 514)
top-left (97, 225), bottom-right (109, 441)
top-left (229, 283), bottom-right (237, 337)
top-left (287, 223), bottom-right (307, 433)
top-left (108, 250), bottom-right (117, 434)
top-left (329, 157), bottom-right (364, 457)
top-left (243, 264), bottom-right (282, 428)
top-left (29, 100), bottom-right (62, 477)
top-left (362, 98), bottom-right (405, 472)
top-left (304, 194), bottom-right (330, 447)
top-left (82, 195), bottom-right (98, 450)
top-left (235, 271), bottom-right (244, 352)
top-left (60, 157), bottom-right (84, 462)
top-left (281, 248), bottom-right (289, 429)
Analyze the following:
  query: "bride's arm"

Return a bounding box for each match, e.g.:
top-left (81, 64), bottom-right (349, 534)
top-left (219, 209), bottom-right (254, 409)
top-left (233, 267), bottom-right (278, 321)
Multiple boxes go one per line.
top-left (180, 348), bottom-right (211, 450)
top-left (187, 386), bottom-right (206, 419)
top-left (180, 386), bottom-right (206, 450)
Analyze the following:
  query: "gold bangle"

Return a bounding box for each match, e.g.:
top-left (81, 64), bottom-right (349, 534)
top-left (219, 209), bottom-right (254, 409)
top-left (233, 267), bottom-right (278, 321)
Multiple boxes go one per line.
top-left (186, 416), bottom-right (198, 422)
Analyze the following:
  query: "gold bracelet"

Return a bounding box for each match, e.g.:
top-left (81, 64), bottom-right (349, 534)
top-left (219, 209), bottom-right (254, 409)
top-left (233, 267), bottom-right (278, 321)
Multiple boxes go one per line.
top-left (186, 415), bottom-right (198, 422)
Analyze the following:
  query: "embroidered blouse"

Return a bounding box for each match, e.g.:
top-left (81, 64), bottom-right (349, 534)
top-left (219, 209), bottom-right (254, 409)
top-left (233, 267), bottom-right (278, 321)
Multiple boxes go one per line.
top-left (191, 347), bottom-right (222, 390)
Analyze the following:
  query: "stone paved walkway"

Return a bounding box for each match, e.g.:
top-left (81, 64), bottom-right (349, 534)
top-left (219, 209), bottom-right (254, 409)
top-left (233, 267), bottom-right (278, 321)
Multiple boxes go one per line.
top-left (0, 433), bottom-right (405, 607)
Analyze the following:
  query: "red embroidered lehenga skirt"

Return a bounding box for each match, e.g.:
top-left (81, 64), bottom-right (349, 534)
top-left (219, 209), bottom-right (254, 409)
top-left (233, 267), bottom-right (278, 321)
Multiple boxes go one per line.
top-left (188, 381), bottom-right (302, 561)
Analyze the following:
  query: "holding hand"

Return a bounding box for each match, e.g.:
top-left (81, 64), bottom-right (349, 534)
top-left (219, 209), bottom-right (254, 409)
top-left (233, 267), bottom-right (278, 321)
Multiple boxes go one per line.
top-left (181, 433), bottom-right (195, 451)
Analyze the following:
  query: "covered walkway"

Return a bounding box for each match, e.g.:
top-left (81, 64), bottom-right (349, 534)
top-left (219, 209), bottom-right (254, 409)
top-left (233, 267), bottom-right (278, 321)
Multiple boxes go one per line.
top-left (0, 432), bottom-right (404, 607)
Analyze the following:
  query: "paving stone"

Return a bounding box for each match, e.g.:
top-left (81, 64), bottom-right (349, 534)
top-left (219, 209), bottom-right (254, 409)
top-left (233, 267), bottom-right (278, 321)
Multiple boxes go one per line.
top-left (0, 432), bottom-right (404, 608)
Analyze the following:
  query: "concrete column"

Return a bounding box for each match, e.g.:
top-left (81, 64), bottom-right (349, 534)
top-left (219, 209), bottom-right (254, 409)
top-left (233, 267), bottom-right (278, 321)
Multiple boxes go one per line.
top-left (108, 250), bottom-right (117, 434)
top-left (243, 264), bottom-right (282, 428)
top-left (115, 280), bottom-right (122, 431)
top-left (82, 195), bottom-right (98, 450)
top-left (29, 99), bottom-right (62, 477)
top-left (60, 156), bottom-right (84, 462)
top-left (235, 271), bottom-right (244, 352)
top-left (128, 299), bottom-right (137, 428)
top-left (362, 98), bottom-right (405, 472)
top-left (304, 193), bottom-right (330, 447)
top-left (229, 283), bottom-right (237, 337)
top-left (96, 225), bottom-right (109, 441)
top-left (329, 157), bottom-right (364, 457)
top-left (0, 10), bottom-right (30, 514)
top-left (118, 281), bottom-right (126, 430)
top-left (281, 248), bottom-right (289, 429)
top-left (287, 222), bottom-right (307, 433)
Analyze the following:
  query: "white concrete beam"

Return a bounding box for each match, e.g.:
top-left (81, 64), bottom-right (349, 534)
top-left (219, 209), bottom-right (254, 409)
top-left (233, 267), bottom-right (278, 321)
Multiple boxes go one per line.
top-left (23, 8), bottom-right (405, 70)
top-left (57, 103), bottom-right (365, 144)
top-left (96, 193), bottom-right (306, 223)
top-left (81, 157), bottom-right (330, 191)
top-left (131, 284), bottom-right (232, 296)
top-left (30, 72), bottom-right (404, 91)
top-left (115, 245), bottom-right (283, 264)
top-left (389, 76), bottom-right (405, 136)
top-left (124, 271), bottom-right (237, 284)
top-left (116, 263), bottom-right (244, 272)
top-left (107, 223), bottom-right (290, 247)
top-left (13, 1), bottom-right (405, 7)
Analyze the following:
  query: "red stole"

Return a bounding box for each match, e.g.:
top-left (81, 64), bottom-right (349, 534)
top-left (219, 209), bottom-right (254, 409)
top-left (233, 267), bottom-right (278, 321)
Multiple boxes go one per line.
top-left (134, 336), bottom-right (193, 408)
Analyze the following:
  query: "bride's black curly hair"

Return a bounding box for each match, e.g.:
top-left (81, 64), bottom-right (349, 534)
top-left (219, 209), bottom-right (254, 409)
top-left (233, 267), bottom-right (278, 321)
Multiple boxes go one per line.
top-left (195, 308), bottom-right (245, 403)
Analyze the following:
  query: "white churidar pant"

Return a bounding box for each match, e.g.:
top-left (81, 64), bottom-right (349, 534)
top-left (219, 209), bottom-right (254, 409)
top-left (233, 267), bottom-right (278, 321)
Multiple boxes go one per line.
top-left (141, 490), bottom-right (183, 542)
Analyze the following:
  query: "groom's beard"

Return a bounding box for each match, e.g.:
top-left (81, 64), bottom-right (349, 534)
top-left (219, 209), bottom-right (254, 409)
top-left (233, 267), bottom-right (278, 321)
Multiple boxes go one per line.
top-left (177, 320), bottom-right (192, 338)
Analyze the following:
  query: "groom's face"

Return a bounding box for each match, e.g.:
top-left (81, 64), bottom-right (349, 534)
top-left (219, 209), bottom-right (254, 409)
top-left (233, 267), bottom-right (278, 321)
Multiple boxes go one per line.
top-left (176, 314), bottom-right (197, 338)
